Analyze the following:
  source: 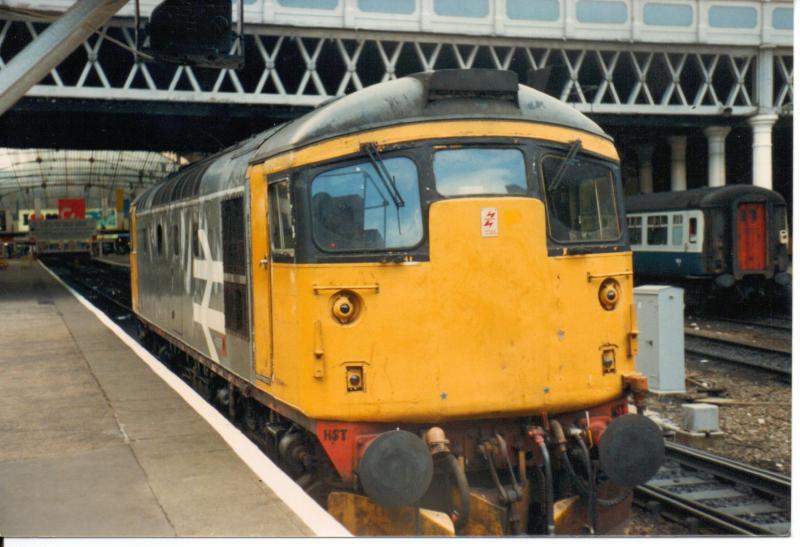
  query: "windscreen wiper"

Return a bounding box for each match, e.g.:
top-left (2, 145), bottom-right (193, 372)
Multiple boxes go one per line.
top-left (363, 143), bottom-right (404, 208)
top-left (548, 139), bottom-right (582, 192)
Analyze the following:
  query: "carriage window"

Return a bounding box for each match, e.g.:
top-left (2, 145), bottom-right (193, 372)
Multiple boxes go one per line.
top-left (671, 214), bottom-right (683, 246)
top-left (541, 156), bottom-right (620, 242)
top-left (688, 217), bottom-right (698, 243)
top-left (192, 222), bottom-right (200, 257)
top-left (156, 224), bottom-right (164, 256)
top-left (311, 156), bottom-right (422, 252)
top-left (269, 179), bottom-right (295, 256)
top-left (172, 225), bottom-right (180, 255)
top-left (646, 215), bottom-right (668, 245)
top-left (433, 148), bottom-right (527, 196)
top-left (627, 216), bottom-right (642, 245)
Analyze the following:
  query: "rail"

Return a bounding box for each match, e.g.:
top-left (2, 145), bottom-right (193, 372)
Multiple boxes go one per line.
top-left (684, 332), bottom-right (791, 377)
top-left (635, 441), bottom-right (790, 535)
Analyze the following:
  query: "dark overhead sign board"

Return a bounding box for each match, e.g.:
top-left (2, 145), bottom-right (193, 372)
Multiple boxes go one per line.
top-left (134, 0), bottom-right (245, 69)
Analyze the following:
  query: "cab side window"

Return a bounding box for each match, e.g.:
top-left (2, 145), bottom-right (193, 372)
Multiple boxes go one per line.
top-left (192, 221), bottom-right (200, 258)
top-left (156, 224), bottom-right (164, 256)
top-left (269, 179), bottom-right (296, 257)
top-left (172, 225), bottom-right (180, 256)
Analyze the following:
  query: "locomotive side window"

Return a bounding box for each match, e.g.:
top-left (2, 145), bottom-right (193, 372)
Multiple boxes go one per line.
top-left (221, 196), bottom-right (249, 337)
top-left (192, 221), bottom-right (200, 258)
top-left (310, 157), bottom-right (422, 252)
top-left (671, 214), bottom-right (684, 246)
top-left (433, 148), bottom-right (527, 196)
top-left (268, 179), bottom-right (295, 256)
top-left (221, 197), bottom-right (246, 276)
top-left (646, 215), bottom-right (668, 245)
top-left (541, 156), bottom-right (620, 242)
top-left (156, 224), bottom-right (164, 256)
top-left (627, 215), bottom-right (642, 245)
top-left (172, 225), bottom-right (180, 256)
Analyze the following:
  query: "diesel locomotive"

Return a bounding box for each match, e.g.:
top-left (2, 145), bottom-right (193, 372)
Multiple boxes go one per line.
top-left (626, 186), bottom-right (791, 303)
top-left (131, 69), bottom-right (664, 535)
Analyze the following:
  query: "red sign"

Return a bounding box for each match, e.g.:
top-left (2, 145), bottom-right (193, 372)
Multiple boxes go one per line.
top-left (58, 198), bottom-right (86, 219)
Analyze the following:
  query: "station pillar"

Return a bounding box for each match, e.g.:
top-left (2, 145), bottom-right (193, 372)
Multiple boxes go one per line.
top-left (703, 126), bottom-right (730, 187)
top-left (667, 136), bottom-right (687, 192)
top-left (749, 113), bottom-right (778, 190)
top-left (636, 144), bottom-right (655, 193)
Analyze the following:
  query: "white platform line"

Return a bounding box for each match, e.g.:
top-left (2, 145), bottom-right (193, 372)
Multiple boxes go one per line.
top-left (39, 260), bottom-right (351, 538)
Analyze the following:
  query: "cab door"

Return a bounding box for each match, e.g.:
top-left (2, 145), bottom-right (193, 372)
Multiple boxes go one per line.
top-left (737, 202), bottom-right (766, 271)
top-left (250, 169), bottom-right (273, 382)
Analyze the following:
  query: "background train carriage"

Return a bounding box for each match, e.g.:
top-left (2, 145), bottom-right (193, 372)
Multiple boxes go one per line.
top-left (625, 185), bottom-right (790, 301)
top-left (29, 218), bottom-right (96, 257)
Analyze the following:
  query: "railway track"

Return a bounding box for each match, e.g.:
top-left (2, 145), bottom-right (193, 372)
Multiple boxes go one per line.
top-left (41, 256), bottom-right (134, 319)
top-left (717, 316), bottom-right (791, 333)
top-left (635, 442), bottom-right (790, 535)
top-left (684, 328), bottom-right (792, 377)
top-left (690, 314), bottom-right (792, 334)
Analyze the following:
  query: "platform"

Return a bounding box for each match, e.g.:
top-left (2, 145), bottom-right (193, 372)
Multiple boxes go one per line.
top-left (0, 259), bottom-right (323, 537)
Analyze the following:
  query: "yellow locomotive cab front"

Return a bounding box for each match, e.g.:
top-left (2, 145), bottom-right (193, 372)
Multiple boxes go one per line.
top-left (251, 122), bottom-right (637, 424)
top-left (271, 197), bottom-right (636, 423)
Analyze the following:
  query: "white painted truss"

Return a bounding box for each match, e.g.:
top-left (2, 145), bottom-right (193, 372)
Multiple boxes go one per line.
top-left (0, 17), bottom-right (792, 117)
top-left (774, 54), bottom-right (793, 114)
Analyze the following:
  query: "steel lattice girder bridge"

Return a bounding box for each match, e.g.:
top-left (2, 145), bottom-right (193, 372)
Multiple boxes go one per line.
top-left (0, 16), bottom-right (792, 115)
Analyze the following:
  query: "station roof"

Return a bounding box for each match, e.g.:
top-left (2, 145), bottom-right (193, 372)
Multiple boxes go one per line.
top-left (0, 149), bottom-right (185, 212)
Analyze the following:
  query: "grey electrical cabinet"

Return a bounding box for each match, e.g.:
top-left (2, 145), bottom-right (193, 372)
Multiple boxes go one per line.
top-left (634, 285), bottom-right (685, 393)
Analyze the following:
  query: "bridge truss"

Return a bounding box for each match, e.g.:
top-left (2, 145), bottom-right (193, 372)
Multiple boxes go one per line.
top-left (0, 17), bottom-right (792, 119)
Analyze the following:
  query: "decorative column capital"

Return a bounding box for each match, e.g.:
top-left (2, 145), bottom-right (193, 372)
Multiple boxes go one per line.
top-left (667, 135), bottom-right (687, 152)
top-left (636, 144), bottom-right (655, 161)
top-left (749, 113), bottom-right (779, 131)
top-left (703, 126), bottom-right (731, 140)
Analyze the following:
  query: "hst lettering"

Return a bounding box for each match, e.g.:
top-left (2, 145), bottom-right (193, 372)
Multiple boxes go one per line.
top-left (323, 429), bottom-right (348, 443)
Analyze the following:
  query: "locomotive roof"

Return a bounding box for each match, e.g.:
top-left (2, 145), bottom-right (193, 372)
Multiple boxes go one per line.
top-left (625, 185), bottom-right (786, 214)
top-left (135, 69), bottom-right (609, 212)
top-left (250, 69), bottom-right (609, 162)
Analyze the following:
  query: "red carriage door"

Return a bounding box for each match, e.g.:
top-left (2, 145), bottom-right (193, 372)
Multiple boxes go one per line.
top-left (737, 203), bottom-right (766, 271)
